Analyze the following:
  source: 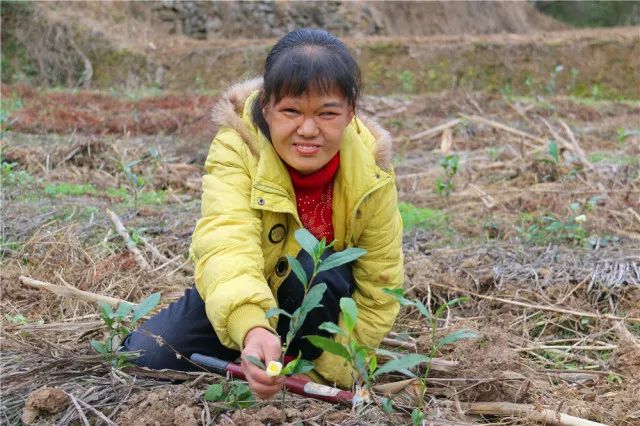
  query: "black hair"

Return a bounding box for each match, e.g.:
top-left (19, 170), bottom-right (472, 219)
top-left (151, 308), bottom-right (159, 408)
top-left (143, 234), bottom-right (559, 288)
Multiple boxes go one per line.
top-left (252, 28), bottom-right (361, 140)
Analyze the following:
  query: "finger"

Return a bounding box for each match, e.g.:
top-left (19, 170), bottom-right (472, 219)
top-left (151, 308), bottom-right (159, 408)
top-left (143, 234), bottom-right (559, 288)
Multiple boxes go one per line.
top-left (262, 342), bottom-right (282, 365)
top-left (241, 355), bottom-right (282, 387)
top-left (245, 369), bottom-right (282, 399)
top-left (251, 381), bottom-right (282, 400)
top-left (245, 362), bottom-right (281, 387)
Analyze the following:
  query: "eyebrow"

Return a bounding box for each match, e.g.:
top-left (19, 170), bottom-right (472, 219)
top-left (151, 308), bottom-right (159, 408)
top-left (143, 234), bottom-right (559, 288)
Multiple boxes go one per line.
top-left (321, 102), bottom-right (344, 108)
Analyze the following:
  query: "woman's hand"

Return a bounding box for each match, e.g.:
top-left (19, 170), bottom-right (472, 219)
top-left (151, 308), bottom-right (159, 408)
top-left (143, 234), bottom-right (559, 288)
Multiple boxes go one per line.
top-left (241, 327), bottom-right (285, 399)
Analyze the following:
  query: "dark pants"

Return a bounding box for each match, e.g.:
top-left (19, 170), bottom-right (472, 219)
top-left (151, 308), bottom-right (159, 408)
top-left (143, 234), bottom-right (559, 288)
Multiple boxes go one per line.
top-left (121, 249), bottom-right (354, 370)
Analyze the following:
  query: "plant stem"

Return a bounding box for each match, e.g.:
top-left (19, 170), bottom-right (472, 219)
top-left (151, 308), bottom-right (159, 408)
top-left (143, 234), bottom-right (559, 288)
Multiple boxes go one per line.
top-left (418, 316), bottom-right (440, 411)
top-left (281, 387), bottom-right (286, 424)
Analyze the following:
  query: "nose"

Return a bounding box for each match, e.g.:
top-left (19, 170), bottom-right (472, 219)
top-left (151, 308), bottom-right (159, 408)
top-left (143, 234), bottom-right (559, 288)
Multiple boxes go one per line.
top-left (297, 117), bottom-right (319, 138)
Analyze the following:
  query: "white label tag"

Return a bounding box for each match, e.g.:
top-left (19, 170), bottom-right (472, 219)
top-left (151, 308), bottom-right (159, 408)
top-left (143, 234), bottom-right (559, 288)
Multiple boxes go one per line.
top-left (303, 382), bottom-right (341, 397)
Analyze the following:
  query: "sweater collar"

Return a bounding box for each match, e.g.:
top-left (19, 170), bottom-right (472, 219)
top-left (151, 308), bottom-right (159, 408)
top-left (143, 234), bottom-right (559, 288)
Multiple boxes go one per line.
top-left (286, 153), bottom-right (340, 191)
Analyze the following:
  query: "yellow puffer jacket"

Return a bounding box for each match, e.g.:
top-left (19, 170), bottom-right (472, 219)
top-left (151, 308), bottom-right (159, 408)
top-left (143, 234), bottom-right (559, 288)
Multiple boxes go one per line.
top-left (189, 79), bottom-right (403, 388)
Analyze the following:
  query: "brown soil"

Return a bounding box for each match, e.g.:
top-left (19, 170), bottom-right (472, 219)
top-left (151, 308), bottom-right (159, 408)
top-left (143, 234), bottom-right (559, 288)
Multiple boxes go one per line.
top-left (1, 67), bottom-right (639, 426)
top-left (116, 386), bottom-right (202, 426)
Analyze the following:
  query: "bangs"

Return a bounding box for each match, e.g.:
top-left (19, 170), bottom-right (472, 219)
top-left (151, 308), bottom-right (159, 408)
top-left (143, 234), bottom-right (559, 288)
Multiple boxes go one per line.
top-left (266, 47), bottom-right (359, 107)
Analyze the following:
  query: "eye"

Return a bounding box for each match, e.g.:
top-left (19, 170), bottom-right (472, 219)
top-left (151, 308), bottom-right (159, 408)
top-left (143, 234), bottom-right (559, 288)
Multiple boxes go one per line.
top-left (320, 111), bottom-right (338, 118)
top-left (282, 108), bottom-right (299, 115)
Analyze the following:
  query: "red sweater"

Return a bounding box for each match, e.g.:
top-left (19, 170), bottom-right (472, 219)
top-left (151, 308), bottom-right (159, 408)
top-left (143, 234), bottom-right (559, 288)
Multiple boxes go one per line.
top-left (286, 154), bottom-right (340, 242)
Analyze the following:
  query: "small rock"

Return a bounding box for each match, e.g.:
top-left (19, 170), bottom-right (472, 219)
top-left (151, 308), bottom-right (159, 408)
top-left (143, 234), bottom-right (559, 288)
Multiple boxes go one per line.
top-left (21, 386), bottom-right (69, 425)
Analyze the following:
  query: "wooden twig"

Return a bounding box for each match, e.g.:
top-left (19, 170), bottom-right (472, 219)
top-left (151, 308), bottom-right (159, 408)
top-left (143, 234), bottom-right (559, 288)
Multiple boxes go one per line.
top-left (122, 366), bottom-right (209, 382)
top-left (468, 184), bottom-right (498, 210)
top-left (76, 398), bottom-right (117, 426)
top-left (138, 235), bottom-right (172, 264)
top-left (407, 119), bottom-right (462, 142)
top-left (381, 337), bottom-right (417, 351)
top-left (64, 391), bottom-right (91, 426)
top-left (459, 114), bottom-right (546, 149)
top-left (514, 344), bottom-right (617, 352)
top-left (427, 281), bottom-right (640, 323)
top-left (445, 401), bottom-right (608, 426)
top-left (439, 127), bottom-right (454, 153)
top-left (559, 119), bottom-right (592, 169)
top-left (540, 118), bottom-right (591, 170)
top-left (106, 209), bottom-right (152, 271)
top-left (19, 276), bottom-right (128, 308)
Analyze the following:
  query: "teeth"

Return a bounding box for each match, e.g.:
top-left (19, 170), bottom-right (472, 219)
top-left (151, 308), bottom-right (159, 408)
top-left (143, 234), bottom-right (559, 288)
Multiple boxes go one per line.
top-left (296, 145), bottom-right (318, 153)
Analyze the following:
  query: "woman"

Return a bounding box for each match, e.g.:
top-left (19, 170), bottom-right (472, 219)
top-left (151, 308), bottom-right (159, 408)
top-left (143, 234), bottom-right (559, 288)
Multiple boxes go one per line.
top-left (122, 28), bottom-right (403, 400)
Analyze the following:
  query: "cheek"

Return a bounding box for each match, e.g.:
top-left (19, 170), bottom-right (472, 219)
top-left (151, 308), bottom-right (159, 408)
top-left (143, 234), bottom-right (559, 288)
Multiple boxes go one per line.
top-left (322, 122), bottom-right (347, 144)
top-left (268, 119), bottom-right (293, 142)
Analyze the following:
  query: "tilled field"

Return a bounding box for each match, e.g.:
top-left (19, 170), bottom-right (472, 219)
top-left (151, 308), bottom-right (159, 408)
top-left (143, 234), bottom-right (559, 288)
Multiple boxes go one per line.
top-left (1, 85), bottom-right (639, 425)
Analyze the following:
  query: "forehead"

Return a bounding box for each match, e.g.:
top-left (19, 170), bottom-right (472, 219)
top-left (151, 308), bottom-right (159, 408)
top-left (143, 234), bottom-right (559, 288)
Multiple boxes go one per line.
top-left (272, 90), bottom-right (347, 107)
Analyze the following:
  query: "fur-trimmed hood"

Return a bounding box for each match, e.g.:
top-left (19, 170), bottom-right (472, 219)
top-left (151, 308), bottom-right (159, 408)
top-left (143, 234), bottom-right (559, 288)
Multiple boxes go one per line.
top-left (210, 78), bottom-right (393, 170)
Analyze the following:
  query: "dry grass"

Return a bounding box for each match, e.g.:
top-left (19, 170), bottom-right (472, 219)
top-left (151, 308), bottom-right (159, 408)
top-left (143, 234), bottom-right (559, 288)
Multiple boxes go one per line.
top-left (1, 89), bottom-right (638, 425)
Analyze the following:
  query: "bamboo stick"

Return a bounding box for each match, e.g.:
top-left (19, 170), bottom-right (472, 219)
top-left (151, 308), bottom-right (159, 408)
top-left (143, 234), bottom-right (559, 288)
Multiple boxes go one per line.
top-left (407, 119), bottom-right (462, 142)
top-left (428, 281), bottom-right (640, 323)
top-left (459, 114), bottom-right (546, 149)
top-left (19, 276), bottom-right (128, 308)
top-left (449, 401), bottom-right (608, 426)
top-left (106, 209), bottom-right (151, 271)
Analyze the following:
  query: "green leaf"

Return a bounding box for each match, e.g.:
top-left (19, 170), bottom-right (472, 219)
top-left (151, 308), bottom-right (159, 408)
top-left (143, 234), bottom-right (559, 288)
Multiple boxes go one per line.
top-left (286, 255), bottom-right (307, 286)
top-left (306, 335), bottom-right (350, 360)
top-left (317, 248), bottom-right (367, 273)
top-left (437, 329), bottom-right (479, 347)
top-left (548, 140), bottom-right (559, 163)
top-left (411, 408), bottom-right (425, 426)
top-left (318, 321), bottom-right (346, 336)
top-left (281, 353), bottom-right (302, 376)
top-left (4, 314), bottom-right (28, 325)
top-left (297, 283), bottom-right (327, 319)
top-left (265, 308), bottom-right (292, 320)
top-left (434, 296), bottom-right (468, 318)
top-left (281, 353), bottom-right (315, 376)
top-left (369, 354), bottom-right (377, 375)
top-left (353, 347), bottom-right (369, 380)
top-left (340, 298), bottom-right (358, 333)
top-left (243, 355), bottom-right (266, 370)
top-left (132, 292), bottom-right (161, 321)
top-left (381, 397), bottom-right (394, 414)
top-left (375, 348), bottom-right (401, 358)
top-left (292, 359), bottom-right (315, 375)
top-left (203, 383), bottom-right (224, 401)
top-left (382, 287), bottom-right (414, 306)
top-left (98, 302), bottom-right (114, 320)
top-left (286, 283), bottom-right (327, 345)
top-left (295, 228), bottom-right (319, 257)
top-left (373, 353), bottom-right (431, 378)
top-left (114, 302), bottom-right (133, 319)
top-left (90, 340), bottom-right (107, 354)
top-left (231, 383), bottom-right (254, 408)
top-left (415, 299), bottom-right (432, 319)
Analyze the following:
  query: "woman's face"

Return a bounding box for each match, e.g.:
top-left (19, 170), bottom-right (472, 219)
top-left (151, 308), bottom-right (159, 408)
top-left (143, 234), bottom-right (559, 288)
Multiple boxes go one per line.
top-left (262, 90), bottom-right (354, 175)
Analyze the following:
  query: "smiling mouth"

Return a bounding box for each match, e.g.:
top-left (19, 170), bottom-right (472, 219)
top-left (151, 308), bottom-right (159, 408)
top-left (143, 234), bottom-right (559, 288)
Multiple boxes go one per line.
top-left (293, 143), bottom-right (321, 155)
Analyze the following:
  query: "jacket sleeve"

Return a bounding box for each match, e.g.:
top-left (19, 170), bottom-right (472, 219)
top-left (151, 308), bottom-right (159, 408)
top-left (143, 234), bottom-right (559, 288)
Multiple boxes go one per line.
top-left (313, 178), bottom-right (404, 388)
top-left (189, 128), bottom-right (277, 350)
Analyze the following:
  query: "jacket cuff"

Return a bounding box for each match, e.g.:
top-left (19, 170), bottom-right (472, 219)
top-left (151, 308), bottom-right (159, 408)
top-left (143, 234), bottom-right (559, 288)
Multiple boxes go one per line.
top-left (227, 304), bottom-right (274, 350)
